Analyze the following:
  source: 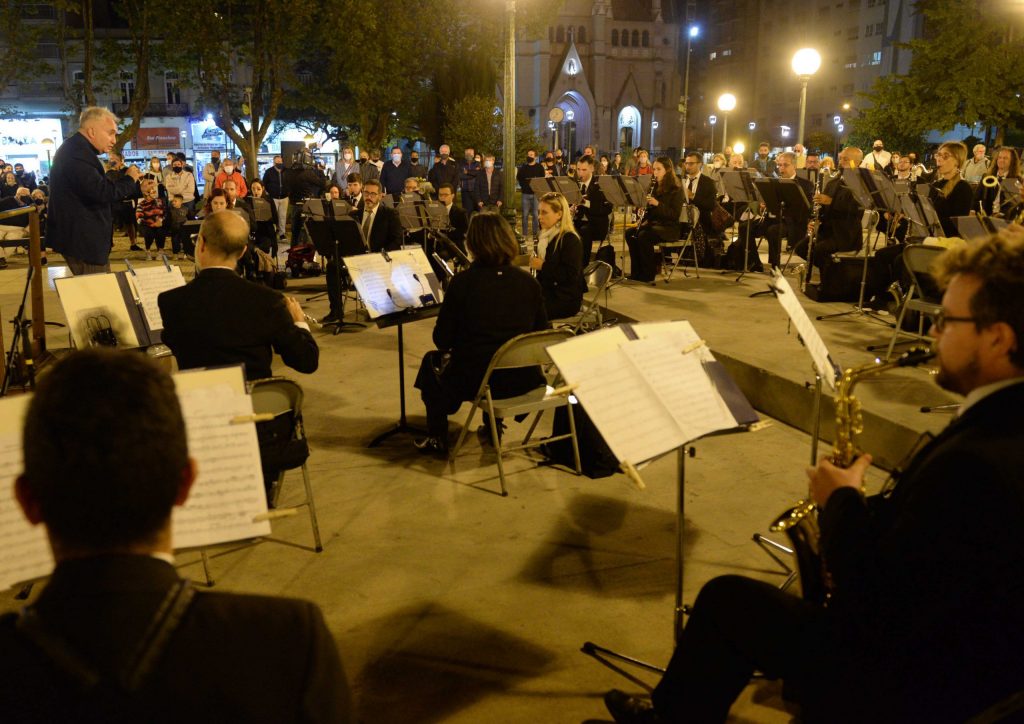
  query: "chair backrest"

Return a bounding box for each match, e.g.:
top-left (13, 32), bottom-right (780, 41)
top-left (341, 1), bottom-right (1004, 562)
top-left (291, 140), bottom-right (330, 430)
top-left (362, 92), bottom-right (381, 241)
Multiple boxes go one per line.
top-left (584, 260), bottom-right (613, 291)
top-left (249, 377), bottom-right (304, 417)
top-left (678, 204), bottom-right (700, 226)
top-left (903, 244), bottom-right (946, 304)
top-left (489, 328), bottom-right (575, 371)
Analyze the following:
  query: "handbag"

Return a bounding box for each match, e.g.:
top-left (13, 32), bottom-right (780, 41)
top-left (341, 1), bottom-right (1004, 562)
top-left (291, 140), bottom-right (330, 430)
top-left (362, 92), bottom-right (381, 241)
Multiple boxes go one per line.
top-left (710, 203), bottom-right (735, 234)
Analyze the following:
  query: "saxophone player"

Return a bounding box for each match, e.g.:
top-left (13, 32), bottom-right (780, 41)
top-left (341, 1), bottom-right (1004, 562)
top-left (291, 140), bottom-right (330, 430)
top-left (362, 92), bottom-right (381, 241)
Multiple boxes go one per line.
top-left (604, 230), bottom-right (1024, 724)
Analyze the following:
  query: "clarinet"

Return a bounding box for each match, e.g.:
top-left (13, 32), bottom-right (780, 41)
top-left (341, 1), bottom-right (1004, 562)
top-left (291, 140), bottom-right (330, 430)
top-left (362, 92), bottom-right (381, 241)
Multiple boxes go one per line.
top-left (802, 171), bottom-right (824, 293)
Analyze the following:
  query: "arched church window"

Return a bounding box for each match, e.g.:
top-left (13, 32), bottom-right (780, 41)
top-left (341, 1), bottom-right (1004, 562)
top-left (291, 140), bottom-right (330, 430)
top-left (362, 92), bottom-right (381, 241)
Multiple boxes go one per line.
top-left (642, 31), bottom-right (650, 47)
top-left (556, 26), bottom-right (564, 43)
top-left (578, 26), bottom-right (586, 43)
top-left (631, 30), bottom-right (639, 47)
top-left (622, 28), bottom-right (630, 46)
top-left (611, 29), bottom-right (618, 46)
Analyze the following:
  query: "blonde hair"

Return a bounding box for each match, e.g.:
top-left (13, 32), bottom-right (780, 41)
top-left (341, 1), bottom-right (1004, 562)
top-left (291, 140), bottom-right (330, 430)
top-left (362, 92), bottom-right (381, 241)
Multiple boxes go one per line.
top-left (539, 192), bottom-right (577, 237)
top-left (938, 141), bottom-right (968, 171)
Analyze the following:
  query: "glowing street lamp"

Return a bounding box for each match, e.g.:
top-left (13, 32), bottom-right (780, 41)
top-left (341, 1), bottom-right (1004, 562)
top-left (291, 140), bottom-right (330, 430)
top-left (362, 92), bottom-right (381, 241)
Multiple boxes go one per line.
top-left (680, 25), bottom-right (699, 151)
top-left (733, 141), bottom-right (746, 156)
top-left (709, 114), bottom-right (717, 154)
top-left (791, 48), bottom-right (822, 147)
top-left (717, 93), bottom-right (736, 154)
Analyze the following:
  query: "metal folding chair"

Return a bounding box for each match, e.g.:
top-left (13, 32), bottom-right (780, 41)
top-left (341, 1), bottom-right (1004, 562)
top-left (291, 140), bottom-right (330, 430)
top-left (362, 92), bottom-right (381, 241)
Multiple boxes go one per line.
top-left (885, 244), bottom-right (945, 360)
top-left (449, 329), bottom-right (582, 496)
top-left (552, 260), bottom-right (614, 334)
top-left (659, 205), bottom-right (701, 282)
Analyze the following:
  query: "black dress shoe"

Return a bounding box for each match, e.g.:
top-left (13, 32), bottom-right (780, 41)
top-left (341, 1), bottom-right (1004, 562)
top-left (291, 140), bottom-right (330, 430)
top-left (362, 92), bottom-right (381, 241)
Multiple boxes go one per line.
top-left (414, 436), bottom-right (448, 457)
top-left (604, 689), bottom-right (665, 724)
top-left (321, 311), bottom-right (340, 324)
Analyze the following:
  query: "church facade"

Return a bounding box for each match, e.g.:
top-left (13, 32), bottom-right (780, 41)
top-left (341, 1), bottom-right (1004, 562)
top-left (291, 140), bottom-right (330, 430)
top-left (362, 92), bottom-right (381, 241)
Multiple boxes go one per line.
top-left (515, 0), bottom-right (684, 157)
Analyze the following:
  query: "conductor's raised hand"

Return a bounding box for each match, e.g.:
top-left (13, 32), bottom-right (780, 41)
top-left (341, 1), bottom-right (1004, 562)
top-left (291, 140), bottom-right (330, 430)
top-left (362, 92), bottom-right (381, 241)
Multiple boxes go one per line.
top-left (806, 454), bottom-right (872, 507)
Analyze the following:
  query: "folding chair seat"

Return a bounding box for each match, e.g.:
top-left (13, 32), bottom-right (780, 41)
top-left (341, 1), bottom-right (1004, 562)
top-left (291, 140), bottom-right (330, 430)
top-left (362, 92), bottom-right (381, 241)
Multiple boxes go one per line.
top-left (449, 329), bottom-right (582, 496)
top-left (885, 244), bottom-right (945, 360)
top-left (658, 205), bottom-right (701, 282)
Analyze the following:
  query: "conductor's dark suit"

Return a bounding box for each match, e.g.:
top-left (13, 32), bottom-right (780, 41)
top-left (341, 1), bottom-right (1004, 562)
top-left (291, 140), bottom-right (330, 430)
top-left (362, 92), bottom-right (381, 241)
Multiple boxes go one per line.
top-left (47, 132), bottom-right (139, 268)
top-left (650, 381), bottom-right (1024, 723)
top-left (158, 268), bottom-right (319, 380)
top-left (573, 177), bottom-right (612, 266)
top-left (0, 555), bottom-right (351, 724)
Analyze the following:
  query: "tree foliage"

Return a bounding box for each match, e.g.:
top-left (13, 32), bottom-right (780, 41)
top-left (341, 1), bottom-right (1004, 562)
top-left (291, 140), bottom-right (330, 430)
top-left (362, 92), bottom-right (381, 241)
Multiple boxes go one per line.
top-left (851, 0), bottom-right (1024, 149)
top-left (0, 1), bottom-right (51, 93)
top-left (444, 93), bottom-right (543, 164)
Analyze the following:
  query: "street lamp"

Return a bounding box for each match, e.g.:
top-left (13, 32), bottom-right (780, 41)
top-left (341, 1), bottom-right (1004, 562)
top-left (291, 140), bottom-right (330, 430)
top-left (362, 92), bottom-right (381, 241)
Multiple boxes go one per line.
top-left (40, 137), bottom-right (54, 172)
top-left (709, 114), bottom-right (717, 155)
top-left (680, 25), bottom-right (699, 152)
top-left (748, 121), bottom-right (756, 157)
top-left (791, 48), bottom-right (821, 148)
top-left (502, 0), bottom-right (516, 213)
top-left (733, 141), bottom-right (746, 156)
top-left (717, 93), bottom-right (736, 154)
top-left (651, 120), bottom-right (659, 152)
top-left (566, 109), bottom-right (575, 164)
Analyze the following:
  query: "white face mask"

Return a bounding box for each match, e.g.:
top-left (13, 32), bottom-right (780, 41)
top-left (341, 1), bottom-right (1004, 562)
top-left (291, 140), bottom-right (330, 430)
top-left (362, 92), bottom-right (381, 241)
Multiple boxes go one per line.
top-left (344, 153), bottom-right (353, 161)
top-left (223, 165), bottom-right (234, 174)
top-left (484, 160), bottom-right (494, 169)
top-left (392, 154), bottom-right (402, 164)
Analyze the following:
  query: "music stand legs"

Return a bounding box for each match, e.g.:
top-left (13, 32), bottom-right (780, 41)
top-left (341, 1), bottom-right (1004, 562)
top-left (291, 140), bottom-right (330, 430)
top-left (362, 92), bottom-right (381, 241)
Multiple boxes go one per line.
top-left (816, 215), bottom-right (889, 324)
top-left (368, 322), bottom-right (427, 447)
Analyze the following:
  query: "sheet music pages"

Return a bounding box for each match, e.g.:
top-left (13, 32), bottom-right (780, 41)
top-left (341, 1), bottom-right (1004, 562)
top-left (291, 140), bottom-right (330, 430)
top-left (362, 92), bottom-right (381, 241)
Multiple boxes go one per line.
top-left (547, 327), bottom-right (686, 465)
top-left (344, 253), bottom-right (399, 317)
top-left (769, 270), bottom-right (838, 389)
top-left (0, 396), bottom-right (53, 590)
top-left (129, 265), bottom-right (186, 331)
top-left (55, 273), bottom-right (141, 349)
top-left (172, 374), bottom-right (270, 548)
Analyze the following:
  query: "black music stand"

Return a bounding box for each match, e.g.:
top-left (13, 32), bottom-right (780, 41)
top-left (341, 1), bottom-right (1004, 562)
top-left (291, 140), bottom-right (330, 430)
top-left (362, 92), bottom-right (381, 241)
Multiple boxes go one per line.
top-left (720, 170), bottom-right (761, 281)
top-left (816, 168), bottom-right (893, 324)
top-left (306, 200), bottom-right (366, 333)
top-left (747, 178), bottom-right (811, 298)
top-left (597, 175), bottom-right (646, 281)
top-left (528, 176), bottom-right (583, 205)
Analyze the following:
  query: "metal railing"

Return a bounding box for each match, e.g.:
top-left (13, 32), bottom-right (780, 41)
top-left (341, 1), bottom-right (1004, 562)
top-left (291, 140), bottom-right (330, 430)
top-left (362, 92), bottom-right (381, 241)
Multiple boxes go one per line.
top-left (0, 205), bottom-right (47, 390)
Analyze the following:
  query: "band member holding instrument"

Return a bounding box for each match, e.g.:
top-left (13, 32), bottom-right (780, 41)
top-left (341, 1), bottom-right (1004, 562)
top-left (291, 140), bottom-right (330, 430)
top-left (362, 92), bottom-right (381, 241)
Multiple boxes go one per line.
top-left (792, 146), bottom-right (864, 274)
top-left (573, 155), bottom-right (613, 266)
top-left (973, 146), bottom-right (1021, 217)
top-left (624, 156), bottom-right (684, 284)
top-left (530, 192), bottom-right (584, 318)
top-left (604, 229), bottom-right (1024, 724)
top-left (929, 141), bottom-right (974, 237)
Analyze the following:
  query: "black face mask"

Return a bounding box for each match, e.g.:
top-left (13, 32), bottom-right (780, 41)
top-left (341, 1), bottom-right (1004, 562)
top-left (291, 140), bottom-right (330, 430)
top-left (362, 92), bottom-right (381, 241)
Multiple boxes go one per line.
top-left (173, 166), bottom-right (183, 173)
top-left (211, 158), bottom-right (220, 169)
top-left (528, 156), bottom-right (536, 163)
top-left (440, 154), bottom-right (449, 160)
top-left (411, 158), bottom-right (419, 165)
top-left (274, 163), bottom-right (283, 169)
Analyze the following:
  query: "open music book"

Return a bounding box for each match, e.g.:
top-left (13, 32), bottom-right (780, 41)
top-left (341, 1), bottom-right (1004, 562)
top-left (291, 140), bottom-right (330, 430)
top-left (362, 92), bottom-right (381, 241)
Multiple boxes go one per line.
top-left (0, 365), bottom-right (270, 591)
top-left (547, 321), bottom-right (758, 468)
top-left (343, 247), bottom-right (443, 318)
top-left (769, 270), bottom-right (841, 388)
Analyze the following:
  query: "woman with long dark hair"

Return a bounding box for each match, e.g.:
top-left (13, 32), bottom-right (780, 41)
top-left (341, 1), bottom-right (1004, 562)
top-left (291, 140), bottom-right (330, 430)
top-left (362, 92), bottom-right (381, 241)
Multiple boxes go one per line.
top-left (624, 156), bottom-right (684, 283)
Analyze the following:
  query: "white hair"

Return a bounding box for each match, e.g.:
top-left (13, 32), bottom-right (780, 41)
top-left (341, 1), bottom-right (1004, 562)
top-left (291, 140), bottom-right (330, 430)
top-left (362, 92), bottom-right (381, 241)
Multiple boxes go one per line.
top-left (79, 106), bottom-right (118, 128)
top-left (973, 143), bottom-right (986, 153)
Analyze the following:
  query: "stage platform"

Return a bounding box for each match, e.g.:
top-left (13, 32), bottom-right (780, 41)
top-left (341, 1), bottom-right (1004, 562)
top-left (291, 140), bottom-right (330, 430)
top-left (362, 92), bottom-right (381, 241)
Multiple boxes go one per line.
top-left (0, 238), bottom-right (960, 724)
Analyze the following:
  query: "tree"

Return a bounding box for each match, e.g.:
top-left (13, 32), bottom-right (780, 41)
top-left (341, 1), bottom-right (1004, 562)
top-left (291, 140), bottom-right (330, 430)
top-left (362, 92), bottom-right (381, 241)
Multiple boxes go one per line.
top-left (164, 0), bottom-right (314, 180)
top-left (444, 93), bottom-right (543, 164)
top-left (851, 0), bottom-right (1024, 148)
top-left (0, 1), bottom-right (51, 92)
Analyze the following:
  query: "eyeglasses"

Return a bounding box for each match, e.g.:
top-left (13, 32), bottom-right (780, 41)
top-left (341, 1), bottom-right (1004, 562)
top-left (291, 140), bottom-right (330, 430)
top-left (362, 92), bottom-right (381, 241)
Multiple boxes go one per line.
top-left (934, 152), bottom-right (952, 160)
top-left (934, 310), bottom-right (977, 332)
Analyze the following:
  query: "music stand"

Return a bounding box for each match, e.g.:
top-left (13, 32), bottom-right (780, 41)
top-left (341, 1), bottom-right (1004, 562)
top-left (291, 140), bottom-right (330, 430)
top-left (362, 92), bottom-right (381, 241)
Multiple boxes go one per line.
top-left (816, 168), bottom-right (890, 324)
top-left (749, 178), bottom-right (811, 297)
top-left (900, 186), bottom-right (943, 240)
top-left (720, 170), bottom-right (762, 281)
top-left (597, 175), bottom-right (646, 281)
top-left (955, 214), bottom-right (1007, 240)
top-left (528, 176), bottom-right (583, 205)
top-left (306, 200), bottom-right (366, 334)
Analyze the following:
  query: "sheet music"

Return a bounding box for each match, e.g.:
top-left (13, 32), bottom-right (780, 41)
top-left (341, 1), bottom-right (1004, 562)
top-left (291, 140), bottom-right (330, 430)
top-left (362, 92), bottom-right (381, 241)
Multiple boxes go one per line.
top-left (769, 270), bottom-right (838, 388)
top-left (344, 253), bottom-right (399, 317)
top-left (129, 265), bottom-right (186, 331)
top-left (55, 273), bottom-right (141, 348)
top-left (0, 396), bottom-right (53, 590)
top-left (344, 248), bottom-right (442, 318)
top-left (172, 383), bottom-right (270, 549)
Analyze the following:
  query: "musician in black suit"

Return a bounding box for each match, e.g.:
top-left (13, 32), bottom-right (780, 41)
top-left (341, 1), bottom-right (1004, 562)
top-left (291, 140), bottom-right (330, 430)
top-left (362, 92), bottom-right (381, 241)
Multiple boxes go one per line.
top-left (159, 212), bottom-right (319, 380)
top-left (437, 183), bottom-right (468, 249)
top-left (413, 213), bottom-right (548, 455)
top-left (353, 179), bottom-right (403, 253)
top-left (0, 349), bottom-right (351, 723)
top-left (681, 151), bottom-right (718, 239)
top-left (530, 192), bottom-right (584, 318)
top-left (625, 156), bottom-right (685, 283)
top-left (793, 146), bottom-right (864, 273)
top-left (573, 155), bottom-right (612, 266)
top-left (735, 152), bottom-right (814, 271)
top-left (605, 230), bottom-right (1024, 724)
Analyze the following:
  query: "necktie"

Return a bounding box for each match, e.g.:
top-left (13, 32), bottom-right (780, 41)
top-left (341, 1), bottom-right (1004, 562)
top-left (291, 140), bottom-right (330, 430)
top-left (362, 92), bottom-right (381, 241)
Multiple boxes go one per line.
top-left (688, 177), bottom-right (695, 196)
top-left (362, 209), bottom-right (373, 243)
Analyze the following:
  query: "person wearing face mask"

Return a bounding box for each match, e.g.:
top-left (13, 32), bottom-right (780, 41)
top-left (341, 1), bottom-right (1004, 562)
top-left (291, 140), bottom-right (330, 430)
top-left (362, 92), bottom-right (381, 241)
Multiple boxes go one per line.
top-left (459, 147), bottom-right (480, 211)
top-left (213, 158), bottom-right (248, 198)
top-left (202, 150), bottom-right (222, 200)
top-left (517, 149), bottom-right (544, 240)
top-left (142, 157), bottom-right (169, 207)
top-left (408, 151), bottom-right (427, 180)
top-left (333, 146), bottom-right (359, 188)
top-left (262, 154), bottom-right (291, 241)
top-left (473, 155), bottom-right (503, 212)
top-left (861, 139), bottom-right (893, 176)
top-left (378, 146), bottom-right (410, 197)
top-left (427, 144), bottom-right (459, 194)
top-left (163, 152), bottom-right (197, 214)
top-left (358, 150), bottom-right (381, 183)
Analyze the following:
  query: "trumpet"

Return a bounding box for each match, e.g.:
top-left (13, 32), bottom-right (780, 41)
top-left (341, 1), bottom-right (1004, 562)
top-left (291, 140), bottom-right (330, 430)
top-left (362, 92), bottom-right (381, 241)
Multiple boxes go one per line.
top-left (982, 174), bottom-right (1000, 189)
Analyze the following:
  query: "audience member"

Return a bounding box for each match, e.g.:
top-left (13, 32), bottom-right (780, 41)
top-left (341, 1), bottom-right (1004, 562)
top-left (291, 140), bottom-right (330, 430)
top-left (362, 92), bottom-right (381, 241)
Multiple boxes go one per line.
top-left (517, 149), bottom-right (545, 241)
top-left (263, 154), bottom-right (290, 241)
top-left (380, 146), bottom-right (411, 196)
top-left (427, 144), bottom-right (459, 194)
top-left (202, 150), bottom-right (222, 200)
top-left (474, 155), bottom-right (503, 212)
top-left (459, 148), bottom-right (480, 210)
top-left (213, 157), bottom-right (248, 197)
top-left (135, 178), bottom-right (167, 260)
top-left (163, 153), bottom-right (197, 213)
top-left (333, 146), bottom-right (360, 188)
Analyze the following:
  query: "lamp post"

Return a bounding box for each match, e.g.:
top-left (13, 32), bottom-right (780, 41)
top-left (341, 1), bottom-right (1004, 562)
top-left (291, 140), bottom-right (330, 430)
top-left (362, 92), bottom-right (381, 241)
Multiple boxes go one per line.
top-left (709, 115), bottom-right (717, 155)
top-left (651, 120), bottom-right (659, 153)
top-left (748, 121), bottom-right (756, 156)
top-left (502, 0), bottom-right (516, 213)
top-left (680, 25), bottom-right (699, 152)
top-left (717, 93), bottom-right (736, 154)
top-left (566, 109), bottom-right (575, 165)
top-left (791, 48), bottom-right (821, 149)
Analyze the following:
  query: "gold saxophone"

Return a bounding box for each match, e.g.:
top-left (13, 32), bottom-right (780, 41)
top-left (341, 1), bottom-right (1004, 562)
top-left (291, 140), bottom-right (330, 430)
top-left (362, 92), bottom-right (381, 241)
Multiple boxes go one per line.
top-left (769, 346), bottom-right (936, 605)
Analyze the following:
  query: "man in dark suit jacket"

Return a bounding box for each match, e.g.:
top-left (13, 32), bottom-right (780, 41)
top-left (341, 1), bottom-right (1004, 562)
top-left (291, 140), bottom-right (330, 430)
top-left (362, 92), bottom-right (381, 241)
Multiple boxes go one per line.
top-left (379, 146), bottom-right (411, 197)
top-left (793, 146), bottom-right (865, 273)
top-left (680, 152), bottom-right (718, 239)
top-left (47, 107), bottom-right (141, 274)
top-left (573, 155), bottom-right (613, 267)
top-left (0, 349), bottom-right (351, 723)
top-left (159, 212), bottom-right (319, 380)
top-left (605, 231), bottom-right (1024, 724)
top-left (353, 178), bottom-right (403, 254)
top-left (437, 183), bottom-right (468, 251)
top-left (473, 155), bottom-right (504, 211)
